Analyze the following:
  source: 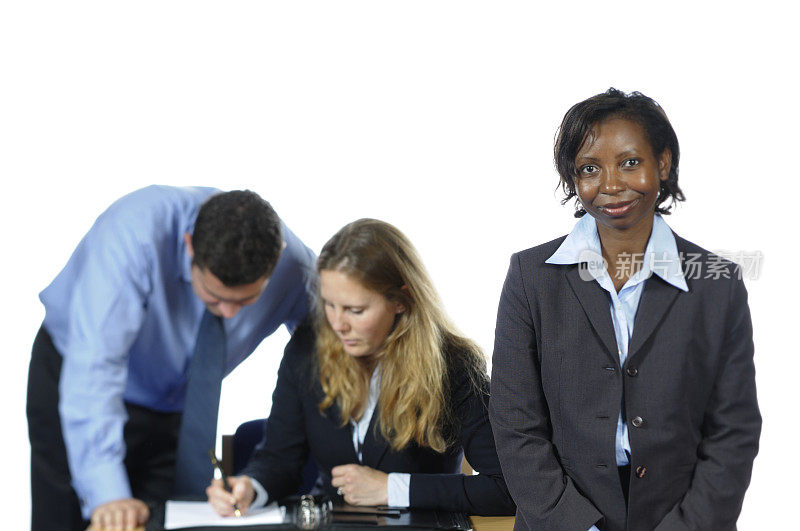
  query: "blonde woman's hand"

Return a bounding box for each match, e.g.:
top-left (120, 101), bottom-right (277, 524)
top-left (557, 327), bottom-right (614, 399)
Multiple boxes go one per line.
top-left (205, 476), bottom-right (255, 516)
top-left (331, 464), bottom-right (389, 506)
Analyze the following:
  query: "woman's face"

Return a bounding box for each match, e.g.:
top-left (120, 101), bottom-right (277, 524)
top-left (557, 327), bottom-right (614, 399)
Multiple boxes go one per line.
top-left (574, 117), bottom-right (670, 235)
top-left (320, 269), bottom-right (405, 359)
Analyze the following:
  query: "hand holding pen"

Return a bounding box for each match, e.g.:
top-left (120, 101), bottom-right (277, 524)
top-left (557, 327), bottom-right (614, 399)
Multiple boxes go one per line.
top-left (207, 449), bottom-right (254, 517)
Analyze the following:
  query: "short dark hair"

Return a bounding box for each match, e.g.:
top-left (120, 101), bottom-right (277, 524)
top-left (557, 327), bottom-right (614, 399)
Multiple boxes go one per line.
top-left (554, 87), bottom-right (685, 217)
top-left (191, 190), bottom-right (283, 286)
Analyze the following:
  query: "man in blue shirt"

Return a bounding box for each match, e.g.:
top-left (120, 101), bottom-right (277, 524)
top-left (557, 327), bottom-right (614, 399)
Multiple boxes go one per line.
top-left (26, 186), bottom-right (316, 531)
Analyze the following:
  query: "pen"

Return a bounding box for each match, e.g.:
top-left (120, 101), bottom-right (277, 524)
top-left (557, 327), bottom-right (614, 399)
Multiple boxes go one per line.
top-left (332, 508), bottom-right (402, 517)
top-left (208, 449), bottom-right (242, 517)
top-left (375, 505), bottom-right (408, 513)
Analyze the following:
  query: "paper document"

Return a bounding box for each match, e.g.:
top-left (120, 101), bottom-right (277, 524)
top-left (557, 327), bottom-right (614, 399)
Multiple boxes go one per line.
top-left (164, 500), bottom-right (286, 529)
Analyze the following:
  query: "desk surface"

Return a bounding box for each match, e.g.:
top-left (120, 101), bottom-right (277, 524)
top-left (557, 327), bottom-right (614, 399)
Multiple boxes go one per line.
top-left (470, 516), bottom-right (515, 531)
top-left (87, 514), bottom-right (516, 530)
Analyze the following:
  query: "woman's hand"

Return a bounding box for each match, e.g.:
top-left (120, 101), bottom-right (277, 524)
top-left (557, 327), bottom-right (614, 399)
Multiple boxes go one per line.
top-left (205, 476), bottom-right (255, 516)
top-left (331, 464), bottom-right (389, 506)
top-left (90, 497), bottom-right (149, 530)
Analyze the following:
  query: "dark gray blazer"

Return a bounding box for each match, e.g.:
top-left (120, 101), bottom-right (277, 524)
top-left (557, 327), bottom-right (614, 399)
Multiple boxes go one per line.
top-left (489, 234), bottom-right (761, 531)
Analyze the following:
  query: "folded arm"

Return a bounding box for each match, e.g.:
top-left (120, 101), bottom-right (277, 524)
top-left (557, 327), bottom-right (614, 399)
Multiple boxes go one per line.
top-left (408, 347), bottom-right (516, 515)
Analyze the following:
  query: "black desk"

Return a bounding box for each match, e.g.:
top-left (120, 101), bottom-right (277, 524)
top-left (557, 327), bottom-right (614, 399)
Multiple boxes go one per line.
top-left (138, 499), bottom-right (473, 531)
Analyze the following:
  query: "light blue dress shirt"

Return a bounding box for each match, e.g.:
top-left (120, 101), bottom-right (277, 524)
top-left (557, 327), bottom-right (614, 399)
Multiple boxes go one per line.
top-left (40, 185), bottom-right (316, 517)
top-left (546, 214), bottom-right (687, 531)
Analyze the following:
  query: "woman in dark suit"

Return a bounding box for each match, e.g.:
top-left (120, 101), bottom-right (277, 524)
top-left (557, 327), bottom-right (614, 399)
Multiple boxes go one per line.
top-left (207, 218), bottom-right (515, 516)
top-left (489, 88), bottom-right (761, 530)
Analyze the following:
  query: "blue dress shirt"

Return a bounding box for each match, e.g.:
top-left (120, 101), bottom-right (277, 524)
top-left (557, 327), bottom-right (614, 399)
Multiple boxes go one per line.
top-left (546, 214), bottom-right (687, 531)
top-left (39, 185), bottom-right (316, 517)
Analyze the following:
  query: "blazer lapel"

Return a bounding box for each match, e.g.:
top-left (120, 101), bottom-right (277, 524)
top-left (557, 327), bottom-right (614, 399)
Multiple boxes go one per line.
top-left (627, 275), bottom-right (681, 362)
top-left (565, 265), bottom-right (620, 367)
top-left (325, 402), bottom-right (361, 464)
top-left (360, 405), bottom-right (390, 469)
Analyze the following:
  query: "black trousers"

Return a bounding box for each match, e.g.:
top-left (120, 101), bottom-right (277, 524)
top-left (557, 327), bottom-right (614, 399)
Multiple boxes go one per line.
top-left (26, 326), bottom-right (181, 531)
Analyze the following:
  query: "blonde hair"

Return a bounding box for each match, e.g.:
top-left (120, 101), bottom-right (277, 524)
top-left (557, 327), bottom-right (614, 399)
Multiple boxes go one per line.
top-left (315, 219), bottom-right (485, 453)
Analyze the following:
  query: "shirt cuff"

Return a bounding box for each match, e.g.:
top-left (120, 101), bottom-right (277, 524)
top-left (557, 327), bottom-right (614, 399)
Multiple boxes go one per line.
top-left (249, 477), bottom-right (269, 509)
top-left (74, 461), bottom-right (132, 519)
top-left (387, 473), bottom-right (410, 508)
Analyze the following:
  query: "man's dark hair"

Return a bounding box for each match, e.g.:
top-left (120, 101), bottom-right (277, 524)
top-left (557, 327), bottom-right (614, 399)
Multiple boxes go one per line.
top-left (554, 87), bottom-right (685, 217)
top-left (191, 190), bottom-right (283, 286)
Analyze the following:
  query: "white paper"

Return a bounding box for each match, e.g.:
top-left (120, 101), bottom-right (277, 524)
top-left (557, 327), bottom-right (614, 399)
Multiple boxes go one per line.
top-left (164, 500), bottom-right (286, 529)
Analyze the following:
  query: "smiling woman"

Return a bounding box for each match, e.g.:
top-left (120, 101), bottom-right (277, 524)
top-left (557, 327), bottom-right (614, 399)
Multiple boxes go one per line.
top-left (555, 88), bottom-right (684, 220)
top-left (572, 118), bottom-right (672, 291)
top-left (574, 118), bottom-right (669, 230)
top-left (489, 88), bottom-right (761, 531)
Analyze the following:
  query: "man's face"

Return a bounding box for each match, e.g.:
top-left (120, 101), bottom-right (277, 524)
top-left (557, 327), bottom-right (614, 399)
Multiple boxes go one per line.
top-left (184, 232), bottom-right (271, 318)
top-left (190, 265), bottom-right (268, 318)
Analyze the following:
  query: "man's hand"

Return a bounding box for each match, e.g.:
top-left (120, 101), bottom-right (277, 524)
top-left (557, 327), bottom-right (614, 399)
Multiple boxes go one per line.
top-left (206, 476), bottom-right (255, 516)
top-left (90, 497), bottom-right (149, 530)
top-left (331, 464), bottom-right (389, 506)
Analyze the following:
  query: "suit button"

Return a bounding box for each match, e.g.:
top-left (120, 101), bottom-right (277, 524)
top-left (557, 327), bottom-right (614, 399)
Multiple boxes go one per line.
top-left (631, 416), bottom-right (644, 428)
top-left (635, 465), bottom-right (647, 478)
top-left (626, 367), bottom-right (638, 377)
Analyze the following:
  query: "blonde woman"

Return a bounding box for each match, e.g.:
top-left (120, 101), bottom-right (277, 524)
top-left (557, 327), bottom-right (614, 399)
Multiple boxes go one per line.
top-left (206, 219), bottom-right (515, 516)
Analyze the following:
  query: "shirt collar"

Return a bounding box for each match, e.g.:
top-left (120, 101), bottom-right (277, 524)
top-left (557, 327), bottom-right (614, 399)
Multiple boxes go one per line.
top-left (180, 219), bottom-right (198, 283)
top-left (352, 365), bottom-right (382, 426)
top-left (181, 247), bottom-right (193, 283)
top-left (369, 364), bottom-right (381, 399)
top-left (546, 214), bottom-right (688, 292)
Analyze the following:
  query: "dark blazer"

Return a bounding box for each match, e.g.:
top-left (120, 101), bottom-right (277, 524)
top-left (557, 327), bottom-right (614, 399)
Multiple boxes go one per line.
top-left (242, 323), bottom-right (516, 515)
top-left (489, 235), bottom-right (761, 531)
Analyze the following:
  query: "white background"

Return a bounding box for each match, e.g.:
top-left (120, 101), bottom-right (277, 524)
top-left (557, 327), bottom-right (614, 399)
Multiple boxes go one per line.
top-left (1, 1), bottom-right (796, 527)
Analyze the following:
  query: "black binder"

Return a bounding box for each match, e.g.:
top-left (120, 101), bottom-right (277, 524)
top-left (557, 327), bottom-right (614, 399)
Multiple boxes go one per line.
top-left (285, 495), bottom-right (473, 530)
